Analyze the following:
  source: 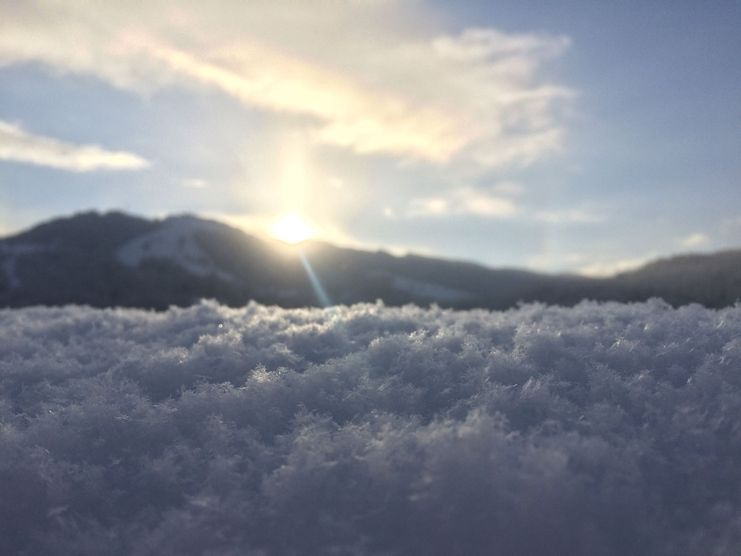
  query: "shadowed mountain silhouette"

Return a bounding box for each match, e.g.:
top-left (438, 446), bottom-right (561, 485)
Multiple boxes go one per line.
top-left (1, 211), bottom-right (739, 309)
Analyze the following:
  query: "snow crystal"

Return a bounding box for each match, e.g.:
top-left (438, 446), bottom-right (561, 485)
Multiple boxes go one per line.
top-left (1, 299), bottom-right (740, 555)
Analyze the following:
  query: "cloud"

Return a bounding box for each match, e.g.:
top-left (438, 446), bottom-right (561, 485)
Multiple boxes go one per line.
top-left (1, 300), bottom-right (740, 554)
top-left (406, 192), bottom-right (604, 224)
top-left (579, 256), bottom-right (649, 277)
top-left (0, 120), bottom-right (150, 172)
top-left (179, 178), bottom-right (208, 189)
top-left (0, 1), bottom-right (573, 168)
top-left (680, 232), bottom-right (710, 248)
top-left (527, 252), bottom-right (587, 272)
top-left (408, 186), bottom-right (518, 217)
top-left (535, 208), bottom-right (605, 224)
top-left (490, 181), bottom-right (526, 196)
top-left (526, 250), bottom-right (643, 276)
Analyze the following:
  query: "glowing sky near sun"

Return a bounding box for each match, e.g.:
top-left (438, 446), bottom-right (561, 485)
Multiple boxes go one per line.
top-left (271, 214), bottom-right (313, 245)
top-left (0, 1), bottom-right (739, 274)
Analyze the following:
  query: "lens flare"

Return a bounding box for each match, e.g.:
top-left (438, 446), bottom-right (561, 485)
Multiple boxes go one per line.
top-left (299, 251), bottom-right (332, 307)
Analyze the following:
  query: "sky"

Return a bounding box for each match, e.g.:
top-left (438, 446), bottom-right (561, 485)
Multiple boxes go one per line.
top-left (0, 0), bottom-right (739, 275)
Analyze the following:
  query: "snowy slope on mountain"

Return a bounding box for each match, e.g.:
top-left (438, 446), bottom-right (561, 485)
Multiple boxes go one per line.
top-left (116, 216), bottom-right (236, 281)
top-left (0, 243), bottom-right (47, 289)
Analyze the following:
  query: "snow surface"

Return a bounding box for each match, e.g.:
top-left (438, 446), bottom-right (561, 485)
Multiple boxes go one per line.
top-left (1, 299), bottom-right (741, 555)
top-left (116, 216), bottom-right (235, 281)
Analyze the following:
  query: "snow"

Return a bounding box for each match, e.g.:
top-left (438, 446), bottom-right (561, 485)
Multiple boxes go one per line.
top-left (116, 216), bottom-right (235, 281)
top-left (1, 299), bottom-right (741, 555)
top-left (0, 243), bottom-right (46, 289)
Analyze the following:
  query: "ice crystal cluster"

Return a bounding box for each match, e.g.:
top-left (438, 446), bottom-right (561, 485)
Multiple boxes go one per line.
top-left (1, 299), bottom-right (740, 555)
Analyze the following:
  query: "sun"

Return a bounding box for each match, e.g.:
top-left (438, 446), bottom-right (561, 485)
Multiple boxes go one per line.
top-left (270, 214), bottom-right (313, 244)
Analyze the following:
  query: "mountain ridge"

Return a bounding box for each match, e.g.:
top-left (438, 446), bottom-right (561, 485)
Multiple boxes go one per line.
top-left (1, 211), bottom-right (739, 310)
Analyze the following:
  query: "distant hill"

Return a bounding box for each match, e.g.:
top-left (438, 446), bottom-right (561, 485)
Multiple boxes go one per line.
top-left (613, 250), bottom-right (741, 307)
top-left (1, 211), bottom-right (739, 309)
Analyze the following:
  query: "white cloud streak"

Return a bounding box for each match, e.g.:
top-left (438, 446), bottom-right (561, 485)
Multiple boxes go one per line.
top-left (408, 186), bottom-right (518, 218)
top-left (579, 256), bottom-right (649, 277)
top-left (680, 232), bottom-right (710, 248)
top-left (0, 1), bottom-right (573, 169)
top-left (535, 208), bottom-right (605, 224)
top-left (179, 178), bottom-right (208, 189)
top-left (0, 120), bottom-right (150, 172)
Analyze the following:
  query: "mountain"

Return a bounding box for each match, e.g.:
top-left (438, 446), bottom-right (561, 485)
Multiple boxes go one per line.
top-left (613, 250), bottom-right (741, 307)
top-left (1, 211), bottom-right (739, 310)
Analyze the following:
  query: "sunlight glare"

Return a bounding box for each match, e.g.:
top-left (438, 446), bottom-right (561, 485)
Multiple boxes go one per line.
top-left (271, 214), bottom-right (313, 244)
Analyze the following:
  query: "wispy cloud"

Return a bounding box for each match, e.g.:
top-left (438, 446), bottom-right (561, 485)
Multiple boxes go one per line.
top-left (408, 186), bottom-right (518, 218)
top-left (489, 181), bottom-right (525, 196)
top-left (0, 1), bottom-right (573, 169)
top-left (579, 257), bottom-right (649, 277)
top-left (680, 232), bottom-right (709, 248)
top-left (179, 178), bottom-right (208, 189)
top-left (535, 208), bottom-right (605, 224)
top-left (527, 250), bottom-right (654, 277)
top-left (0, 120), bottom-right (149, 172)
